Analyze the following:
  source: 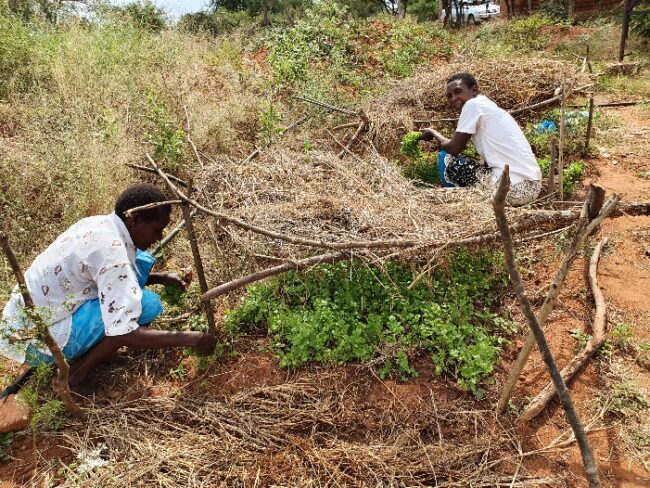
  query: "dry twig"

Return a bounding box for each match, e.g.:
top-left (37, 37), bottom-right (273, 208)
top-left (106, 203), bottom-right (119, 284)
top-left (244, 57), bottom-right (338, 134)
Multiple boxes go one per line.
top-left (496, 187), bottom-right (618, 414)
top-left (0, 234), bottom-right (85, 419)
top-left (492, 166), bottom-right (601, 488)
top-left (519, 238), bottom-right (609, 422)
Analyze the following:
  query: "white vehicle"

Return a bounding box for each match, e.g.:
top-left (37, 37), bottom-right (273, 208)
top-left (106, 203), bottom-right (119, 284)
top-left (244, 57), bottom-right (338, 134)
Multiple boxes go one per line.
top-left (441, 0), bottom-right (500, 25)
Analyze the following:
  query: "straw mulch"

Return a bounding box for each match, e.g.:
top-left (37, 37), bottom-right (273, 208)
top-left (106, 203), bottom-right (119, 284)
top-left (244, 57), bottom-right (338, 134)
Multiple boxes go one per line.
top-left (46, 377), bottom-right (559, 487)
top-left (190, 57), bottom-right (590, 274)
top-left (198, 148), bottom-right (539, 265)
top-left (365, 57), bottom-right (589, 157)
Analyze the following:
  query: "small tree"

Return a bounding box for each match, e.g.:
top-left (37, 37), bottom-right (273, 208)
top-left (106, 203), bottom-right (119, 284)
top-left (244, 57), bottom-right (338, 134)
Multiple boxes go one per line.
top-left (409, 0), bottom-right (439, 21)
top-left (113, 1), bottom-right (168, 32)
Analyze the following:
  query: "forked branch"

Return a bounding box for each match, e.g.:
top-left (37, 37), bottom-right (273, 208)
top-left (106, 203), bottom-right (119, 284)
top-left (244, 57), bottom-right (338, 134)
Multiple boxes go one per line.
top-left (496, 187), bottom-right (619, 414)
top-left (492, 166), bottom-right (601, 488)
top-left (519, 238), bottom-right (609, 422)
top-left (0, 234), bottom-right (85, 419)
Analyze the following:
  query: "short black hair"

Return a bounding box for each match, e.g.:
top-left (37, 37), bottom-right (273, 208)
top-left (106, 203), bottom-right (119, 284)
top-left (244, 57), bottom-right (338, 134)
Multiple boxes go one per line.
top-left (115, 183), bottom-right (171, 222)
top-left (447, 73), bottom-right (478, 89)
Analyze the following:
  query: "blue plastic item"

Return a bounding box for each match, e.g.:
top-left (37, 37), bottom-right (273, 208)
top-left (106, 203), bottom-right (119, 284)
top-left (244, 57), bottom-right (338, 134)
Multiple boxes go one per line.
top-left (535, 120), bottom-right (557, 134)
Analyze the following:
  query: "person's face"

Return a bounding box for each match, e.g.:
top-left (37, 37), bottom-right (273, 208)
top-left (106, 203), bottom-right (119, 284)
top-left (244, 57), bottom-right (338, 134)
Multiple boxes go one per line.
top-left (126, 212), bottom-right (170, 250)
top-left (446, 79), bottom-right (478, 113)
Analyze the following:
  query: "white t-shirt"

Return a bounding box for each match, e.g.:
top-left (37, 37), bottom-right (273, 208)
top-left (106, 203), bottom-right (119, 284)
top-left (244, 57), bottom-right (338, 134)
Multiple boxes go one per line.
top-left (456, 95), bottom-right (541, 185)
top-left (1, 213), bottom-right (143, 363)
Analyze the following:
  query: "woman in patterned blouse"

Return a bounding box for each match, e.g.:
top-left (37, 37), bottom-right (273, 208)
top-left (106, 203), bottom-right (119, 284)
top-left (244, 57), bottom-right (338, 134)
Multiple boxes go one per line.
top-left (1, 183), bottom-right (216, 395)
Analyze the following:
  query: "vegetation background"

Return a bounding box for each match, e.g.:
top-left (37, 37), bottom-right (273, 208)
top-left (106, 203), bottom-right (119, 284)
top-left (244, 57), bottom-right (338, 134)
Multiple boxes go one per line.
top-left (1, 0), bottom-right (650, 483)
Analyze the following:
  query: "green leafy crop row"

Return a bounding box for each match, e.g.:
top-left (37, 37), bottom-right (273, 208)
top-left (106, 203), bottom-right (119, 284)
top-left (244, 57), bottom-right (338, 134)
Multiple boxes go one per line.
top-left (225, 250), bottom-right (515, 397)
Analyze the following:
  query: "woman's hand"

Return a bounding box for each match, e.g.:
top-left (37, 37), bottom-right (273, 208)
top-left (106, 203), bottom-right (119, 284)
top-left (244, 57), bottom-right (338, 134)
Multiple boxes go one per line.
top-left (420, 128), bottom-right (448, 147)
top-left (147, 272), bottom-right (191, 291)
top-left (421, 128), bottom-right (471, 156)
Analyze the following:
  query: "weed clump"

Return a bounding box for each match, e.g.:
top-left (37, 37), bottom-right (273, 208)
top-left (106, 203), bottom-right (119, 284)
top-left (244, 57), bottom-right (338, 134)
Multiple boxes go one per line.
top-left (226, 250), bottom-right (515, 397)
top-left (400, 131), bottom-right (423, 158)
top-left (399, 131), bottom-right (440, 185)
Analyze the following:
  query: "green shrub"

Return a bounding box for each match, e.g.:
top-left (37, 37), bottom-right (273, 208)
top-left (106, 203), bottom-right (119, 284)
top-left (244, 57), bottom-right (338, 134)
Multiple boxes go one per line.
top-left (225, 250), bottom-right (515, 397)
top-left (0, 13), bottom-right (48, 97)
top-left (18, 364), bottom-right (66, 431)
top-left (266, 3), bottom-right (354, 85)
top-left (112, 0), bottom-right (168, 32)
top-left (539, 0), bottom-right (573, 22)
top-left (631, 9), bottom-right (650, 44)
top-left (538, 157), bottom-right (585, 196)
top-left (258, 101), bottom-right (283, 146)
top-left (399, 131), bottom-right (439, 185)
top-left (178, 10), bottom-right (253, 36)
top-left (144, 89), bottom-right (187, 172)
top-left (476, 15), bottom-right (556, 53)
top-left (400, 131), bottom-right (423, 158)
top-left (380, 21), bottom-right (431, 78)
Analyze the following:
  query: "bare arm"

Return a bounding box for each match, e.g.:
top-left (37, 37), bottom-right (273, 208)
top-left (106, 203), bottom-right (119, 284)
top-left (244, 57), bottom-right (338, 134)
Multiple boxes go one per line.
top-left (108, 327), bottom-right (216, 355)
top-left (421, 129), bottom-right (472, 156)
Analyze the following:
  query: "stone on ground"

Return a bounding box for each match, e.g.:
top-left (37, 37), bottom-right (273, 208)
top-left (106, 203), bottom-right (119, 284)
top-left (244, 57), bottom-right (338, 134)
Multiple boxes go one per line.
top-left (0, 394), bottom-right (31, 433)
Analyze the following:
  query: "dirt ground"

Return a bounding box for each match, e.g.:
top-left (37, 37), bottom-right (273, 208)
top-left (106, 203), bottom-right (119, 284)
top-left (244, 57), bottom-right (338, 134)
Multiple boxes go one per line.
top-left (1, 108), bottom-right (650, 487)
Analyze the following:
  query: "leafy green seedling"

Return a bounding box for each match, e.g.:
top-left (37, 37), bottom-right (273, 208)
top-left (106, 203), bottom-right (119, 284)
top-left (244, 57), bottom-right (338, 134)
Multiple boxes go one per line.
top-left (400, 131), bottom-right (423, 159)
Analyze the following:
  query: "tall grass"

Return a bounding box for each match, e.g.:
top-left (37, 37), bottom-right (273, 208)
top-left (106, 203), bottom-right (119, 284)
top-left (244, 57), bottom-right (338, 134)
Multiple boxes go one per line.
top-left (0, 15), bottom-right (267, 267)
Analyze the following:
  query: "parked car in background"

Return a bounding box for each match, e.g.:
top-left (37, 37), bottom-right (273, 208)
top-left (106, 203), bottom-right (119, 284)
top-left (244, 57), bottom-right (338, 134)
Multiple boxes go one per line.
top-left (441, 0), bottom-right (500, 25)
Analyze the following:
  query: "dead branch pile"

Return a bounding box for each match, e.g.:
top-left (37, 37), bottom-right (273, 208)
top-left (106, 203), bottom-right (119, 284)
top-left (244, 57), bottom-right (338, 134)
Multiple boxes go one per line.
top-left (197, 147), bottom-right (579, 269)
top-left (365, 58), bottom-right (590, 157)
top-left (50, 378), bottom-right (559, 487)
top-left (200, 148), bottom-right (498, 255)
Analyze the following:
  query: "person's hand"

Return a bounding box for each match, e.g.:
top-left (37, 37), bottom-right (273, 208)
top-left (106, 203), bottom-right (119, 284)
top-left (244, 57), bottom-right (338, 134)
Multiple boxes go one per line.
top-left (193, 333), bottom-right (218, 357)
top-left (151, 272), bottom-right (190, 291)
top-left (420, 128), bottom-right (436, 142)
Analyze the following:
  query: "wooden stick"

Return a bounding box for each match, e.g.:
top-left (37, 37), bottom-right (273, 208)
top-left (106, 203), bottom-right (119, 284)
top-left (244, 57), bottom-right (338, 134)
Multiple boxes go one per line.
top-left (332, 122), bottom-right (360, 130)
top-left (569, 99), bottom-right (650, 108)
top-left (180, 179), bottom-right (216, 337)
top-left (293, 95), bottom-right (359, 117)
top-left (151, 209), bottom-right (197, 256)
top-left (183, 105), bottom-right (204, 169)
top-left (496, 188), bottom-right (617, 414)
top-left (583, 47), bottom-right (595, 158)
top-left (338, 119), bottom-right (368, 159)
top-left (0, 234), bottom-right (85, 419)
top-left (497, 189), bottom-right (594, 413)
top-left (202, 252), bottom-right (348, 301)
top-left (142, 153), bottom-right (629, 256)
top-left (519, 238), bottom-right (609, 422)
top-left (143, 153), bottom-right (618, 257)
top-left (242, 147), bottom-right (261, 165)
top-left (414, 84), bottom-right (594, 125)
top-left (124, 200), bottom-right (182, 217)
top-left (492, 167), bottom-right (601, 488)
top-left (125, 163), bottom-right (188, 188)
top-left (547, 138), bottom-right (558, 199)
top-left (558, 76), bottom-right (567, 201)
top-left (584, 95), bottom-right (595, 157)
top-left (282, 115), bottom-right (311, 134)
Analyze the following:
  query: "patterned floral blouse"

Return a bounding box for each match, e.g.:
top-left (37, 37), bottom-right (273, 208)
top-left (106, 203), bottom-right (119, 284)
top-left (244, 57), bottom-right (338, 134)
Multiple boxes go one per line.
top-left (1, 213), bottom-right (143, 363)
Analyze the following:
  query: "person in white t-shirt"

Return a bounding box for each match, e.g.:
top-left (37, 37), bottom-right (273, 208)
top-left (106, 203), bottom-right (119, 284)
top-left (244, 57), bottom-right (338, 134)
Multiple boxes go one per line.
top-left (420, 72), bottom-right (542, 206)
top-left (1, 183), bottom-right (216, 396)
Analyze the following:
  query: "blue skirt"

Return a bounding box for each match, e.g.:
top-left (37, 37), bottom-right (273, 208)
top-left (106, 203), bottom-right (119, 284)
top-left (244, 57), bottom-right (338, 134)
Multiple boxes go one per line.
top-left (438, 150), bottom-right (491, 188)
top-left (25, 250), bottom-right (164, 366)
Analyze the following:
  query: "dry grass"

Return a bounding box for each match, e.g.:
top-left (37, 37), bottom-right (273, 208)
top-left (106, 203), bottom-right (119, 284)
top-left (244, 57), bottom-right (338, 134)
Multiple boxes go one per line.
top-left (29, 376), bottom-right (561, 487)
top-left (193, 144), bottom-right (558, 288)
top-left (0, 23), bottom-right (268, 270)
top-left (365, 57), bottom-right (590, 158)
